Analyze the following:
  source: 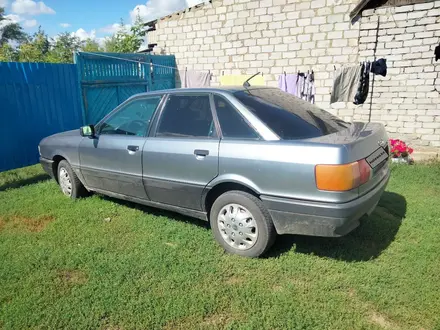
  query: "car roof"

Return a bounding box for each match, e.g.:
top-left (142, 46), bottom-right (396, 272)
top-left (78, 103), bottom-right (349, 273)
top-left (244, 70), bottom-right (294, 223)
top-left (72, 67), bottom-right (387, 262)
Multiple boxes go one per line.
top-left (132, 86), bottom-right (276, 97)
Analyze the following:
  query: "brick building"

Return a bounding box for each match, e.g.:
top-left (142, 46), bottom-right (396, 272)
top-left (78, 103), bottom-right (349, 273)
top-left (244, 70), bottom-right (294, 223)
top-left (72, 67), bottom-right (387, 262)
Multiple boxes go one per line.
top-left (145, 0), bottom-right (440, 151)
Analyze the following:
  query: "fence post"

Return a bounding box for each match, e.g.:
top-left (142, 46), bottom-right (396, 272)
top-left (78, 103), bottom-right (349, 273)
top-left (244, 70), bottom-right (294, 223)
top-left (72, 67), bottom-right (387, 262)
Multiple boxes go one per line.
top-left (74, 52), bottom-right (87, 125)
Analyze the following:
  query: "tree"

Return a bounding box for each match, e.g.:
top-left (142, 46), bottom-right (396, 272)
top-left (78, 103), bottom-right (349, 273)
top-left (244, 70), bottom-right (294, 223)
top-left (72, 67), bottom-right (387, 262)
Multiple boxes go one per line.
top-left (46, 32), bottom-right (81, 63)
top-left (18, 42), bottom-right (42, 62)
top-left (18, 27), bottom-right (50, 62)
top-left (103, 16), bottom-right (145, 53)
top-left (0, 43), bottom-right (16, 61)
top-left (0, 7), bottom-right (26, 46)
top-left (81, 38), bottom-right (100, 52)
top-left (103, 35), bottom-right (118, 53)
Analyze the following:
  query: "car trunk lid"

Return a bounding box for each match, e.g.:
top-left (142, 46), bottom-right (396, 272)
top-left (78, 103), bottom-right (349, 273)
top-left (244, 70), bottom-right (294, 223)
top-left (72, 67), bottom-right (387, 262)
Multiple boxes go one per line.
top-left (308, 122), bottom-right (390, 196)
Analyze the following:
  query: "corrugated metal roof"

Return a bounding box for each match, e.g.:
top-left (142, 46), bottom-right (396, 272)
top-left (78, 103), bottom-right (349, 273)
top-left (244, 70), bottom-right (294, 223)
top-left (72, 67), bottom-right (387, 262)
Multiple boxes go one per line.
top-left (144, 1), bottom-right (212, 26)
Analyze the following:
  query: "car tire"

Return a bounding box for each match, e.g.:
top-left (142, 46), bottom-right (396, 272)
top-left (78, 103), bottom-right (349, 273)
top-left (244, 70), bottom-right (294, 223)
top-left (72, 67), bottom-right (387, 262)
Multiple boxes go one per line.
top-left (57, 160), bottom-right (88, 199)
top-left (210, 191), bottom-right (276, 258)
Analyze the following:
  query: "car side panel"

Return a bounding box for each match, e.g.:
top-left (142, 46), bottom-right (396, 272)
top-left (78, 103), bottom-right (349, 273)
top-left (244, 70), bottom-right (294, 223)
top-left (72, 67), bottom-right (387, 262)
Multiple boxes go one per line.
top-left (142, 137), bottom-right (220, 210)
top-left (217, 140), bottom-right (359, 204)
top-left (79, 135), bottom-right (148, 199)
top-left (39, 130), bottom-right (82, 165)
top-left (39, 129), bottom-right (84, 179)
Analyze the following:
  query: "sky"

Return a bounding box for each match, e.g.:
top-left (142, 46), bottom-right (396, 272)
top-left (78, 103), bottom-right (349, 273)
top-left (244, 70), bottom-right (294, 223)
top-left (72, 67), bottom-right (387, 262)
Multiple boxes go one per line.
top-left (0, 0), bottom-right (204, 44)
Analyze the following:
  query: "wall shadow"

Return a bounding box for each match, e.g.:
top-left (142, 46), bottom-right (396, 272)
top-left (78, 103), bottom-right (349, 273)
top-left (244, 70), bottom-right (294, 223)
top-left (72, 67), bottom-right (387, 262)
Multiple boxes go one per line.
top-left (0, 174), bottom-right (50, 192)
top-left (267, 192), bottom-right (406, 262)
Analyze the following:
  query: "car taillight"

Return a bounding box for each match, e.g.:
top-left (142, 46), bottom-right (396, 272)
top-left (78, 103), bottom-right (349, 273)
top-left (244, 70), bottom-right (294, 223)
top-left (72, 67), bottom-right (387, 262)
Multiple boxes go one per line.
top-left (315, 159), bottom-right (371, 191)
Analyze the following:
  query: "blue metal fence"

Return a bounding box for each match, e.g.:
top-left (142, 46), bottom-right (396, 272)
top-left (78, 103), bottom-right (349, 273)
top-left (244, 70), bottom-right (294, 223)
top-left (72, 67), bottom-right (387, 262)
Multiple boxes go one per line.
top-left (0, 54), bottom-right (176, 172)
top-left (75, 52), bottom-right (176, 124)
top-left (0, 62), bottom-right (83, 172)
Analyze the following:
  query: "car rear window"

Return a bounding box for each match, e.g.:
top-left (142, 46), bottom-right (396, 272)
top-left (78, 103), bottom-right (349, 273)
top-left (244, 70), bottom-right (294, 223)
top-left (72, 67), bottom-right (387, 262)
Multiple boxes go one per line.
top-left (234, 88), bottom-right (350, 140)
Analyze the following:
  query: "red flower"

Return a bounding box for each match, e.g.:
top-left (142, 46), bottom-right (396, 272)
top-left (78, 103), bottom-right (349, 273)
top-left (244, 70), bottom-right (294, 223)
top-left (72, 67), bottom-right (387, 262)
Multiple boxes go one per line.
top-left (388, 138), bottom-right (414, 158)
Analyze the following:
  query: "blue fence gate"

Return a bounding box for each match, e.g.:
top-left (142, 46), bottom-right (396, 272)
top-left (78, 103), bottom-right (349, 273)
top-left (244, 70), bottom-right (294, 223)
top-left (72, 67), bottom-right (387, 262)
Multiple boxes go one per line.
top-left (75, 52), bottom-right (176, 124)
top-left (0, 53), bottom-right (176, 172)
top-left (0, 62), bottom-right (83, 172)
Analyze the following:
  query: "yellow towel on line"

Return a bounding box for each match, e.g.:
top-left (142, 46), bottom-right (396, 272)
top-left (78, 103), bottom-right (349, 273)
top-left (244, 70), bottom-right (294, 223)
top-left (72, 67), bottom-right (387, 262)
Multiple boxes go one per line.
top-left (220, 75), bottom-right (265, 86)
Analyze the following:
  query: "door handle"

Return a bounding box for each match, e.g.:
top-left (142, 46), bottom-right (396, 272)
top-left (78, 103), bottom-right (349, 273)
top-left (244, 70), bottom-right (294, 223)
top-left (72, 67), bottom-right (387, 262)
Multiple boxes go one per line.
top-left (194, 149), bottom-right (209, 158)
top-left (127, 145), bottom-right (139, 153)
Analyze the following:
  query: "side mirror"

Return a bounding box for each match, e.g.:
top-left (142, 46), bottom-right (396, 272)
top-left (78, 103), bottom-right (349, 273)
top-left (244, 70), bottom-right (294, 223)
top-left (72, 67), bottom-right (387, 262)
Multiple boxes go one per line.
top-left (80, 125), bottom-right (95, 138)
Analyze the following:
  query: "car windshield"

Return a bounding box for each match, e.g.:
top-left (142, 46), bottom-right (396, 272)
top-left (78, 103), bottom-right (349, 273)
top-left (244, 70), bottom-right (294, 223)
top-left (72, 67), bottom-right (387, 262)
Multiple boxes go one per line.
top-left (234, 88), bottom-right (350, 140)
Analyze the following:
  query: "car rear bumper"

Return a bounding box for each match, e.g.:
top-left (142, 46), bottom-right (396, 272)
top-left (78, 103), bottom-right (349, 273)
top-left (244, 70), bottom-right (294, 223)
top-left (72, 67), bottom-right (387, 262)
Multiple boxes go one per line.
top-left (40, 157), bottom-right (54, 179)
top-left (261, 171), bottom-right (390, 237)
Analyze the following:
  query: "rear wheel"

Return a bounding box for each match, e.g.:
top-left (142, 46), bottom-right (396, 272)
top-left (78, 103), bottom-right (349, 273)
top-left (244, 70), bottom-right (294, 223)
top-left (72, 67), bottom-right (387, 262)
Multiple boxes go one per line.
top-left (210, 191), bottom-right (276, 257)
top-left (57, 160), bottom-right (88, 199)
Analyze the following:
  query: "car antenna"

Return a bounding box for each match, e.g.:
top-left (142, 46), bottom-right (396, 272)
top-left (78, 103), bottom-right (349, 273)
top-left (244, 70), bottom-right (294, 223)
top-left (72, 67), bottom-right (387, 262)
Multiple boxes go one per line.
top-left (243, 72), bottom-right (261, 88)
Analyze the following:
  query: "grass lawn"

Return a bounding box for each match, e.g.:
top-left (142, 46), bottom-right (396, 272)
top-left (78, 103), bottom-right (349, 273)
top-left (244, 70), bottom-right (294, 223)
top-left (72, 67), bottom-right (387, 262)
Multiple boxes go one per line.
top-left (0, 163), bottom-right (439, 330)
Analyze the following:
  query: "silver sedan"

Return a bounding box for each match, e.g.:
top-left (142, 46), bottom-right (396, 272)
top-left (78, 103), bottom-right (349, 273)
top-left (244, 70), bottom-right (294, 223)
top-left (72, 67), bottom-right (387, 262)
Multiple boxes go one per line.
top-left (39, 87), bottom-right (390, 257)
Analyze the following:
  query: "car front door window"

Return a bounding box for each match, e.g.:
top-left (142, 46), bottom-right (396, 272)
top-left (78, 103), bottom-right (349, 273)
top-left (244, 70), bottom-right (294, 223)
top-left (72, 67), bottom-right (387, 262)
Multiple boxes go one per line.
top-left (99, 96), bottom-right (162, 137)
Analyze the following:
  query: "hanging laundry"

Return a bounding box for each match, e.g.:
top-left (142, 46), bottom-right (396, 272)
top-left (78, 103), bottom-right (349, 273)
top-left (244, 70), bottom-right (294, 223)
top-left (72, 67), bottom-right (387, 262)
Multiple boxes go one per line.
top-left (297, 73), bottom-right (306, 99)
top-left (278, 74), bottom-right (287, 92)
top-left (303, 72), bottom-right (316, 104)
top-left (180, 70), bottom-right (211, 88)
top-left (330, 66), bottom-right (362, 104)
top-left (354, 62), bottom-right (370, 105)
top-left (278, 72), bottom-right (315, 103)
top-left (278, 74), bottom-right (298, 95)
top-left (220, 74), bottom-right (265, 86)
top-left (435, 44), bottom-right (440, 62)
top-left (371, 58), bottom-right (387, 77)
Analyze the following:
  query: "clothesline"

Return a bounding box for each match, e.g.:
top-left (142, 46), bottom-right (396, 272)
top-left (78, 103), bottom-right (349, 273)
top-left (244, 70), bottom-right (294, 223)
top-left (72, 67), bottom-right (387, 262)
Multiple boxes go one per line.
top-left (77, 51), bottom-right (181, 71)
top-left (77, 51), bottom-right (395, 104)
top-left (77, 51), bottom-right (210, 73)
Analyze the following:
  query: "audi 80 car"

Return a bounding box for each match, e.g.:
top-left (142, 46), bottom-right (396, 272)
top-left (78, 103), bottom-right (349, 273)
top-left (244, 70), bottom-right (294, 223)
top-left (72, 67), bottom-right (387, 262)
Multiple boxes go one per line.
top-left (39, 87), bottom-right (390, 257)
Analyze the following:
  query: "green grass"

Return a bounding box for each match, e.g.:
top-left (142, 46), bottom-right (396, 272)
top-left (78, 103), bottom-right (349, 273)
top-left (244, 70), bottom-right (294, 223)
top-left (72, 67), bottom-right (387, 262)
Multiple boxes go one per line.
top-left (1, 163), bottom-right (440, 330)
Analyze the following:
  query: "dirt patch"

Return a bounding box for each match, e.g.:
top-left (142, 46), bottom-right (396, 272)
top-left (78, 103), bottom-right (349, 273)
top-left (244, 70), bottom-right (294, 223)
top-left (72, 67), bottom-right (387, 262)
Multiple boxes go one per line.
top-left (347, 288), bottom-right (356, 298)
top-left (225, 276), bottom-right (244, 285)
top-left (57, 269), bottom-right (88, 285)
top-left (272, 285), bottom-right (284, 292)
top-left (345, 288), bottom-right (399, 329)
top-left (0, 215), bottom-right (55, 233)
top-left (370, 311), bottom-right (398, 329)
top-left (162, 316), bottom-right (198, 330)
top-left (201, 313), bottom-right (234, 327)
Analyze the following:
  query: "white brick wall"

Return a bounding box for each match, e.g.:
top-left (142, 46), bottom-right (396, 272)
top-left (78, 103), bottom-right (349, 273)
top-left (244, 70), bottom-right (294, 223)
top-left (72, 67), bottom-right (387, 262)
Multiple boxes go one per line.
top-left (359, 5), bottom-right (440, 147)
top-left (151, 0), bottom-right (360, 112)
top-left (149, 0), bottom-right (440, 147)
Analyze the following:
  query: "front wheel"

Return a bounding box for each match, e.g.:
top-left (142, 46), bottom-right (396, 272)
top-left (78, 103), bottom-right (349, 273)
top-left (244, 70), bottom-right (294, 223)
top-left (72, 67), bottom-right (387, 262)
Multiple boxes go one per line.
top-left (210, 191), bottom-right (276, 258)
top-left (57, 160), bottom-right (88, 199)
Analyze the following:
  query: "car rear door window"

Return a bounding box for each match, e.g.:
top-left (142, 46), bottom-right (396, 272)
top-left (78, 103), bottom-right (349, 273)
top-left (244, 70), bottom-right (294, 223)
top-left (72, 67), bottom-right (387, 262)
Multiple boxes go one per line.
top-left (234, 88), bottom-right (349, 140)
top-left (156, 95), bottom-right (216, 138)
top-left (99, 96), bottom-right (162, 137)
top-left (213, 95), bottom-right (259, 139)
